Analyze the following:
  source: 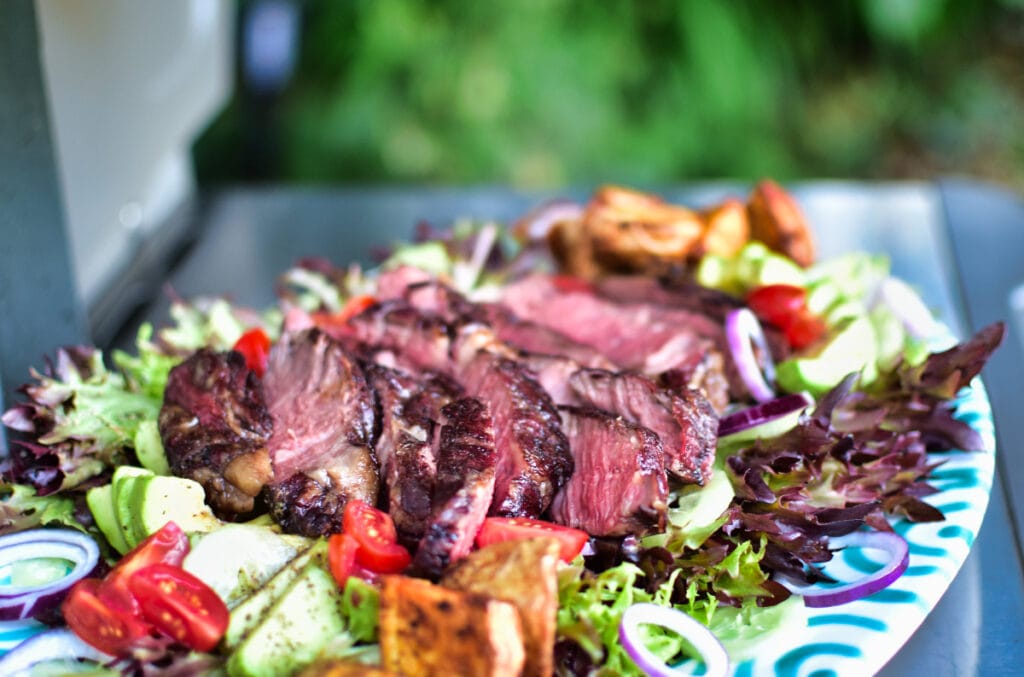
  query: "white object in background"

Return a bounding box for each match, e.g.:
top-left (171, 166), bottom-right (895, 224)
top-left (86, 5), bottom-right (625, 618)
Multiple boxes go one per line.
top-left (34, 0), bottom-right (233, 307)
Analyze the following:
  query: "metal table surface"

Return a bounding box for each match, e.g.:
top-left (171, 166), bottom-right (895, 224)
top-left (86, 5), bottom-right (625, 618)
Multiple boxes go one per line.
top-left (117, 181), bottom-right (1024, 674)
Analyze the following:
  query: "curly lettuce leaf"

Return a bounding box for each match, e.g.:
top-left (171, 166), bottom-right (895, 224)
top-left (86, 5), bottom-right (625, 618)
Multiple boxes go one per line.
top-left (0, 483), bottom-right (83, 534)
top-left (557, 535), bottom-right (788, 675)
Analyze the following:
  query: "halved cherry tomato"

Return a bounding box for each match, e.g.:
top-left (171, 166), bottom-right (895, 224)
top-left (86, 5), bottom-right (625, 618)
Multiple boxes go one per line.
top-left (784, 309), bottom-right (827, 350)
top-left (232, 328), bottom-right (272, 377)
top-left (328, 532), bottom-right (360, 587)
top-left (475, 517), bottom-right (589, 562)
top-left (127, 563), bottom-right (229, 653)
top-left (100, 521), bottom-right (190, 613)
top-left (311, 295), bottom-right (379, 334)
top-left (746, 284), bottom-right (807, 328)
top-left (551, 275), bottom-right (594, 294)
top-left (342, 500), bottom-right (411, 573)
top-left (63, 578), bottom-right (152, 656)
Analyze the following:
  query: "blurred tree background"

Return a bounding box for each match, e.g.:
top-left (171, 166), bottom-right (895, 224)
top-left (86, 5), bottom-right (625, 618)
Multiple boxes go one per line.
top-left (195, 0), bottom-right (1024, 190)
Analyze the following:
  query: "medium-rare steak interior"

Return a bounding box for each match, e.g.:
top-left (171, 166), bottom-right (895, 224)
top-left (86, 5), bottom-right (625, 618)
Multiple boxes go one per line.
top-left (570, 368), bottom-right (717, 485)
top-left (263, 329), bottom-right (378, 537)
top-left (159, 349), bottom-right (274, 516)
top-left (551, 405), bottom-right (668, 536)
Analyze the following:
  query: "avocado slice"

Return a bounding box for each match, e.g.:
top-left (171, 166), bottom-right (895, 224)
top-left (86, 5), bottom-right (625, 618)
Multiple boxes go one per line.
top-left (131, 475), bottom-right (221, 540)
top-left (111, 466), bottom-right (153, 551)
top-left (226, 563), bottom-right (348, 677)
top-left (223, 541), bottom-right (327, 650)
top-left (86, 484), bottom-right (129, 554)
top-left (133, 420), bottom-right (170, 475)
top-left (183, 524), bottom-right (303, 608)
top-left (775, 317), bottom-right (878, 395)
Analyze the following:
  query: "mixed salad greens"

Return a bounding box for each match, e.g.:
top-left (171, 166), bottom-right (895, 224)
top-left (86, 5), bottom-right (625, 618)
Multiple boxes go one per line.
top-left (0, 190), bottom-right (1005, 676)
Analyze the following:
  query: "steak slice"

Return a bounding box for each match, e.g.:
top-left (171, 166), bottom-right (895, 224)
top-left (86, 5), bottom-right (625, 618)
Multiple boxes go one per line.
top-left (159, 349), bottom-right (273, 516)
top-left (551, 406), bottom-right (668, 537)
top-left (456, 347), bottom-right (573, 518)
top-left (500, 274), bottom-right (722, 371)
top-left (570, 368), bottom-right (717, 486)
top-left (366, 364), bottom-right (437, 544)
top-left (263, 329), bottom-right (378, 537)
top-left (413, 397), bottom-right (496, 578)
top-left (347, 301), bottom-right (452, 374)
top-left (480, 304), bottom-right (616, 370)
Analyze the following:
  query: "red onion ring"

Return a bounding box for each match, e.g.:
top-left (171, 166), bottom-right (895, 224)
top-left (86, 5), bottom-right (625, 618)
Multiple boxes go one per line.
top-left (0, 529), bottom-right (99, 621)
top-left (515, 199), bottom-right (584, 240)
top-left (618, 603), bottom-right (729, 677)
top-left (0, 628), bottom-right (111, 674)
top-left (717, 393), bottom-right (813, 438)
top-left (776, 530), bottom-right (909, 608)
top-left (725, 308), bottom-right (776, 403)
top-left (874, 277), bottom-right (940, 340)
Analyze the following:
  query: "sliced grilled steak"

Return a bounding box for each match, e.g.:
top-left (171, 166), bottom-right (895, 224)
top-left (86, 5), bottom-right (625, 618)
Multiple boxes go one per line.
top-left (159, 349), bottom-right (273, 516)
top-left (500, 274), bottom-right (722, 373)
top-left (413, 397), bottom-right (496, 578)
top-left (352, 301), bottom-right (573, 519)
top-left (595, 276), bottom-right (744, 323)
top-left (551, 406), bottom-right (667, 536)
top-left (347, 301), bottom-right (452, 374)
top-left (366, 364), bottom-right (437, 544)
top-left (517, 353), bottom-right (584, 406)
top-left (263, 329), bottom-right (378, 537)
top-left (570, 368), bottom-right (717, 485)
top-left (480, 304), bottom-right (616, 370)
top-left (456, 348), bottom-right (573, 518)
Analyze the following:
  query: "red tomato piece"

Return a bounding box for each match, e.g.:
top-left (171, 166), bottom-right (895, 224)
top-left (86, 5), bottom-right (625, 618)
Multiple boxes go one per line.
top-left (342, 500), bottom-right (411, 573)
top-left (551, 275), bottom-right (594, 294)
top-left (311, 295), bottom-right (379, 335)
top-left (328, 532), bottom-right (360, 586)
top-left (232, 328), bottom-right (272, 377)
top-left (63, 578), bottom-right (152, 656)
top-left (475, 517), bottom-right (589, 562)
top-left (127, 563), bottom-right (229, 653)
top-left (100, 521), bottom-right (190, 613)
top-left (746, 284), bottom-right (807, 328)
top-left (784, 309), bottom-right (828, 350)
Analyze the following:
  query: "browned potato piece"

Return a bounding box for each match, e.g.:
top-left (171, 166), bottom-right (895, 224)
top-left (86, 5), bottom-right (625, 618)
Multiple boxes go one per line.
top-left (747, 179), bottom-right (816, 266)
top-left (585, 185), bottom-right (704, 275)
top-left (379, 575), bottom-right (525, 677)
top-left (299, 660), bottom-right (400, 677)
top-left (548, 217), bottom-right (602, 280)
top-left (699, 198), bottom-right (750, 258)
top-left (442, 538), bottom-right (561, 677)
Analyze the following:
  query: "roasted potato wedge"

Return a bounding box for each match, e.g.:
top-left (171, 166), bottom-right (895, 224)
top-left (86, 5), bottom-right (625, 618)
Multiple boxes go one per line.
top-left (442, 538), bottom-right (561, 677)
top-left (379, 575), bottom-right (525, 677)
top-left (747, 179), bottom-right (816, 266)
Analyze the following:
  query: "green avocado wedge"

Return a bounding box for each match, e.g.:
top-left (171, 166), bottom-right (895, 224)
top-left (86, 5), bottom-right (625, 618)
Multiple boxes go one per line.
top-left (130, 475), bottom-right (221, 540)
top-left (111, 466), bottom-right (153, 552)
top-left (86, 484), bottom-right (129, 555)
top-left (775, 316), bottom-right (878, 395)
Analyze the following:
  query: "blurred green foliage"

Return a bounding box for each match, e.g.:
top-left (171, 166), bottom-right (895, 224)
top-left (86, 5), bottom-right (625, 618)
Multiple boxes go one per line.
top-left (195, 0), bottom-right (1024, 189)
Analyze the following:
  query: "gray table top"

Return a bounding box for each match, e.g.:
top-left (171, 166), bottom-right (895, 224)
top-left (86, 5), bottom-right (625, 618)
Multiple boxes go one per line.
top-left (122, 181), bottom-right (1024, 675)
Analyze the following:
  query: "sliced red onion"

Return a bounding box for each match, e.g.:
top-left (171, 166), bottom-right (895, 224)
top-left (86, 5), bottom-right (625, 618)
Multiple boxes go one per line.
top-left (619, 603), bottom-right (729, 677)
top-left (0, 529), bottom-right (99, 621)
top-left (516, 199), bottom-right (584, 240)
top-left (718, 393), bottom-right (813, 438)
top-left (776, 530), bottom-right (909, 608)
top-left (0, 628), bottom-right (111, 675)
top-left (725, 308), bottom-right (776, 403)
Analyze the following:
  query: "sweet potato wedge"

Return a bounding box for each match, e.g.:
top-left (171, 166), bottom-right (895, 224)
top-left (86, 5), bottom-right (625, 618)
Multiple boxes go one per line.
top-left (379, 575), bottom-right (525, 677)
top-left (442, 538), bottom-right (561, 677)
